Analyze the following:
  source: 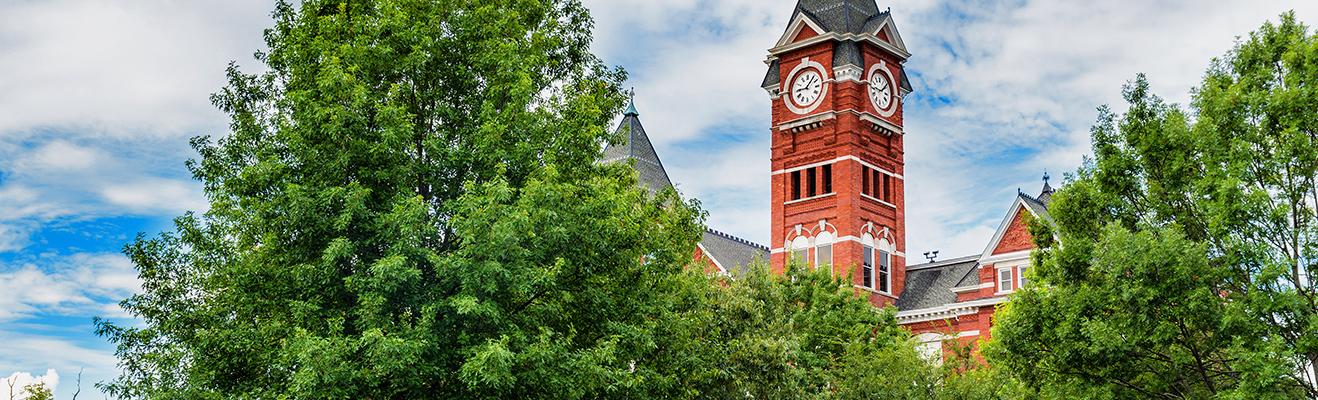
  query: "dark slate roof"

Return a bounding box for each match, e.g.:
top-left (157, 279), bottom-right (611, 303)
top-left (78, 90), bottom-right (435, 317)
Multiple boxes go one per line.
top-left (1020, 193), bottom-right (1053, 226)
top-left (833, 40), bottom-right (863, 68)
top-left (602, 101), bottom-right (673, 193)
top-left (701, 229), bottom-right (770, 276)
top-left (895, 255), bottom-right (979, 311)
top-left (792, 0), bottom-right (888, 35)
top-left (762, 59), bottom-right (781, 88)
top-left (954, 263), bottom-right (981, 288)
top-left (600, 99), bottom-right (770, 276)
top-left (898, 66), bottom-right (913, 92)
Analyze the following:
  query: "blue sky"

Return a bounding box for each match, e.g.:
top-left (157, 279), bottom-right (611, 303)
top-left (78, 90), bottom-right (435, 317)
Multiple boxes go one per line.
top-left (3, 0), bottom-right (1318, 398)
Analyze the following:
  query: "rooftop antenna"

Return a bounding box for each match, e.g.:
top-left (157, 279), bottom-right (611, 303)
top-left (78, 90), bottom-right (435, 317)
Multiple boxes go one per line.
top-left (923, 251), bottom-right (939, 263)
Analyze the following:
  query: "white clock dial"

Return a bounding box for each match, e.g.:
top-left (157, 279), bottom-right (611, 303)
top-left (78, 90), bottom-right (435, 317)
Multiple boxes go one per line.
top-left (791, 70), bottom-right (823, 107)
top-left (869, 71), bottom-right (893, 111)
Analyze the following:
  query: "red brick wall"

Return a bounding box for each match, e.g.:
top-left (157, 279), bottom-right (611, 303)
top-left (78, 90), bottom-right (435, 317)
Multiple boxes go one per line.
top-left (792, 24), bottom-right (819, 43)
top-left (692, 245), bottom-right (721, 275)
top-left (902, 304), bottom-right (998, 362)
top-left (992, 208), bottom-right (1033, 255)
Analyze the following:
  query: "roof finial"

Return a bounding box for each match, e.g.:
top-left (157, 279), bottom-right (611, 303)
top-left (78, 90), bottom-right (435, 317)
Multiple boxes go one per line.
top-left (1038, 170), bottom-right (1057, 203)
top-left (624, 87), bottom-right (639, 117)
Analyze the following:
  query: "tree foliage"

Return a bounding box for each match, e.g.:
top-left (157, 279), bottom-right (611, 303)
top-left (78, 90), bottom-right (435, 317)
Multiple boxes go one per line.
top-left (990, 12), bottom-right (1318, 399)
top-left (94, 0), bottom-right (712, 397)
top-left (20, 383), bottom-right (53, 400)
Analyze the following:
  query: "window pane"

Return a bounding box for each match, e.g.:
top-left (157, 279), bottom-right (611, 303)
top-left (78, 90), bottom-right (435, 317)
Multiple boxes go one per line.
top-left (1018, 266), bottom-right (1028, 288)
top-left (879, 250), bottom-right (890, 293)
top-left (816, 244), bottom-right (832, 268)
top-left (998, 268), bottom-right (1012, 292)
top-left (791, 170), bottom-right (801, 200)
top-left (883, 174), bottom-right (892, 201)
top-left (873, 170), bottom-right (882, 198)
top-left (806, 168), bottom-right (817, 197)
top-left (917, 340), bottom-right (943, 364)
top-left (822, 164), bottom-right (832, 194)
top-left (862, 168), bottom-right (870, 196)
top-left (862, 246), bottom-right (874, 288)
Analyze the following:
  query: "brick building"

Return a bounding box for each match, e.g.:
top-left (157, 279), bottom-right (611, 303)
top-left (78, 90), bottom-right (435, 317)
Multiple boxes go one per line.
top-left (603, 0), bottom-right (1056, 359)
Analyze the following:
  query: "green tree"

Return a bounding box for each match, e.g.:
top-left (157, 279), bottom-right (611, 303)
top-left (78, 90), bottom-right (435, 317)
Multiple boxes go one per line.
top-left (21, 383), bottom-right (53, 400)
top-left (687, 263), bottom-right (932, 399)
top-left (990, 12), bottom-right (1318, 399)
top-left (94, 0), bottom-right (715, 398)
top-left (656, 261), bottom-right (1021, 400)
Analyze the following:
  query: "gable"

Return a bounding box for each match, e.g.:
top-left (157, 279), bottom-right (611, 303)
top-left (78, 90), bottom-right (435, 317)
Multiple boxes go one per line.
top-left (774, 13), bottom-right (829, 48)
top-left (792, 24), bottom-right (820, 43)
top-left (866, 15), bottom-right (909, 57)
top-left (979, 195), bottom-right (1044, 261)
top-left (992, 208), bottom-right (1034, 255)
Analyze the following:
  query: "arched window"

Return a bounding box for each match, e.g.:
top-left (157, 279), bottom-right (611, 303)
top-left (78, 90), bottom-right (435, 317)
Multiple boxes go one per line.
top-left (915, 333), bottom-right (944, 364)
top-left (861, 233), bottom-right (875, 289)
top-left (877, 238), bottom-right (892, 294)
top-left (814, 231), bottom-right (834, 270)
top-left (790, 236), bottom-right (811, 266)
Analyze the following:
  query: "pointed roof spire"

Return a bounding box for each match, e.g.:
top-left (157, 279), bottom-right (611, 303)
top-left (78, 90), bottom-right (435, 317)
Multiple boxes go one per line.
top-left (1038, 171), bottom-right (1056, 204)
top-left (624, 88), bottom-right (639, 117)
top-left (601, 89), bottom-right (672, 193)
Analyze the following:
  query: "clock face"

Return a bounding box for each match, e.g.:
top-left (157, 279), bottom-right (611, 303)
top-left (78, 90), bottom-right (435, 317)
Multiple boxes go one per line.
top-left (791, 70), bottom-right (824, 107)
top-left (869, 70), bottom-right (893, 111)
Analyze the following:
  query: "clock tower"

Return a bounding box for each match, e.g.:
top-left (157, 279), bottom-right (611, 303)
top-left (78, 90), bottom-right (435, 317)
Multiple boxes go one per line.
top-left (763, 0), bottom-right (912, 306)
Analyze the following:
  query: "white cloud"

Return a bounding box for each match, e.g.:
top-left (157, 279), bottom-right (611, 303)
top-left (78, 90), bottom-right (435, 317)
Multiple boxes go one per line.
top-left (0, 0), bottom-right (268, 253)
top-left (0, 0), bottom-right (271, 138)
top-left (0, 137), bottom-right (207, 253)
top-left (0, 333), bottom-right (120, 399)
top-left (100, 179), bottom-right (207, 214)
top-left (0, 370), bottom-right (60, 400)
top-left (0, 252), bottom-right (136, 400)
top-left (29, 142), bottom-right (102, 171)
top-left (0, 253), bottom-right (140, 322)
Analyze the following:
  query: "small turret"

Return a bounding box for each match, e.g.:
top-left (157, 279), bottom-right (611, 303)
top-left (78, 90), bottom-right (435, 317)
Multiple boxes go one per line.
top-left (1038, 172), bottom-right (1055, 204)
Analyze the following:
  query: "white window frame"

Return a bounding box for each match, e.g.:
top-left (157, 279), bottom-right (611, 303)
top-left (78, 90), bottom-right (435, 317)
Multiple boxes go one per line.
top-left (861, 233), bottom-right (876, 289)
top-left (878, 248), bottom-right (891, 294)
top-left (789, 236), bottom-right (811, 267)
top-left (915, 333), bottom-right (944, 364)
top-left (1017, 265), bottom-right (1029, 289)
top-left (997, 267), bottom-right (1013, 293)
top-left (876, 238), bottom-right (893, 294)
top-left (814, 231), bottom-right (834, 270)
